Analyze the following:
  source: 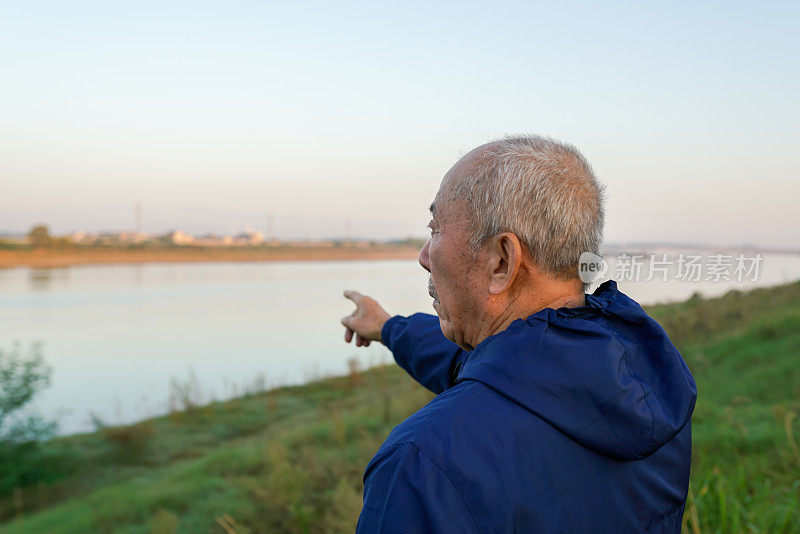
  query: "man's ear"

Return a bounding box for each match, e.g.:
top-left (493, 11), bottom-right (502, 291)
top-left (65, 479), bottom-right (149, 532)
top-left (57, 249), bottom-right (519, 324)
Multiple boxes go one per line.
top-left (487, 232), bottom-right (523, 295)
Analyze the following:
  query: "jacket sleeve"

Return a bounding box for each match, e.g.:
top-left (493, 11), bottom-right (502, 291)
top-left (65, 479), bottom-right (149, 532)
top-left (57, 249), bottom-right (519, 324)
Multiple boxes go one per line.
top-left (357, 442), bottom-right (479, 534)
top-left (381, 313), bottom-right (469, 394)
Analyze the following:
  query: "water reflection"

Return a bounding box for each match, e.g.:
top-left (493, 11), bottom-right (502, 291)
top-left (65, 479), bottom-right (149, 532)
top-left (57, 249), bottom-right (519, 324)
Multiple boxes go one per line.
top-left (28, 267), bottom-right (69, 291)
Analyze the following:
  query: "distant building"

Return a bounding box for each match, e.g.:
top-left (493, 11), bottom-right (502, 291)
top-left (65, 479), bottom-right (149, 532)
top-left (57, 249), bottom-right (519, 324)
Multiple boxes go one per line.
top-left (167, 230), bottom-right (194, 245)
top-left (70, 231), bottom-right (96, 244)
top-left (194, 234), bottom-right (235, 247)
top-left (233, 229), bottom-right (265, 246)
top-left (248, 230), bottom-right (265, 245)
top-left (118, 231), bottom-right (149, 244)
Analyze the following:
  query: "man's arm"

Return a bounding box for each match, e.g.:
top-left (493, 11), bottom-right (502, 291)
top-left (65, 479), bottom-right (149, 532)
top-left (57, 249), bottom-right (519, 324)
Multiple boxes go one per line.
top-left (341, 290), bottom-right (467, 394)
top-left (381, 312), bottom-right (467, 394)
top-left (357, 442), bottom-right (479, 533)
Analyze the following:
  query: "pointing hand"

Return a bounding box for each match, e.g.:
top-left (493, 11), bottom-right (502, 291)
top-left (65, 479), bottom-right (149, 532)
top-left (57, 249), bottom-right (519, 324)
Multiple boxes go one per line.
top-left (341, 290), bottom-right (391, 347)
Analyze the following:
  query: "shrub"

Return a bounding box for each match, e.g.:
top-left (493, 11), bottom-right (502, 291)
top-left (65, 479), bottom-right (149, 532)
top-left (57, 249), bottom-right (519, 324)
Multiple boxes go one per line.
top-left (91, 413), bottom-right (156, 462)
top-left (0, 342), bottom-right (58, 499)
top-left (168, 369), bottom-right (204, 414)
top-left (0, 342), bottom-right (54, 443)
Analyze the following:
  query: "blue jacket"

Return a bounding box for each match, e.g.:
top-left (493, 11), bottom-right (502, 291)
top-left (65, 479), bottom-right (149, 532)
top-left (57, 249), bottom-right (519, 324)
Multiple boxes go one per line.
top-left (357, 280), bottom-right (696, 533)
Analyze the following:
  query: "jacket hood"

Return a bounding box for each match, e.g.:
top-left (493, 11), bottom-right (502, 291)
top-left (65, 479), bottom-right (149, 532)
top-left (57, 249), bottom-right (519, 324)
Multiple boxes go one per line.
top-left (456, 280), bottom-right (697, 460)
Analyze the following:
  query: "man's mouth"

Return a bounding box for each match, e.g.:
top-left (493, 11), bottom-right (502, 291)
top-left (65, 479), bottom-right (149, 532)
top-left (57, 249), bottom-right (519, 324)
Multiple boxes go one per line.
top-left (428, 279), bottom-right (438, 301)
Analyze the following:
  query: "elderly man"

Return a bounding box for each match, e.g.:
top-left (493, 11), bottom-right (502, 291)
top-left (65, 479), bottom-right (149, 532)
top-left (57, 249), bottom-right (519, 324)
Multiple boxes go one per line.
top-left (341, 136), bottom-right (696, 533)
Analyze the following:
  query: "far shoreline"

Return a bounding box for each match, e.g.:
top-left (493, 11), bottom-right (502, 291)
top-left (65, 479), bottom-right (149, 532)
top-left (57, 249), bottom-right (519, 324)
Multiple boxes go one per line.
top-left (0, 244), bottom-right (422, 269)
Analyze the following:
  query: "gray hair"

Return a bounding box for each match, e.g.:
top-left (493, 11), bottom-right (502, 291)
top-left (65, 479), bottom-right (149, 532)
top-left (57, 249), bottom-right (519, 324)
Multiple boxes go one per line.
top-left (452, 135), bottom-right (605, 291)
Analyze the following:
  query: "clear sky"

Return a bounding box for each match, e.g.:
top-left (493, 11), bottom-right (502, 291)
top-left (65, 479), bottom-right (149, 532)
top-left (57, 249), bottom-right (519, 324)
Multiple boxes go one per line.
top-left (1, 1), bottom-right (797, 247)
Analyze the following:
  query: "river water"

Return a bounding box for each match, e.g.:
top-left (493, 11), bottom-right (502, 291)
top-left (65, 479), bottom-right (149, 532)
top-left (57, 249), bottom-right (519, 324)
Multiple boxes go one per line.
top-left (1, 253), bottom-right (799, 435)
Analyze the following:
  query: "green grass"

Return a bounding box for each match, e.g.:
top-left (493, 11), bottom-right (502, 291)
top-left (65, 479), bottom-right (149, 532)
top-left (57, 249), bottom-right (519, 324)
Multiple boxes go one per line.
top-left (648, 282), bottom-right (800, 533)
top-left (0, 364), bottom-right (433, 533)
top-left (2, 281), bottom-right (800, 533)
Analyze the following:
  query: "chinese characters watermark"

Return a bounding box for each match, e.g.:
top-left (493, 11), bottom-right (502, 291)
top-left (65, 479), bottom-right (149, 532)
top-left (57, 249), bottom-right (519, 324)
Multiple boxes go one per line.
top-left (579, 252), bottom-right (763, 284)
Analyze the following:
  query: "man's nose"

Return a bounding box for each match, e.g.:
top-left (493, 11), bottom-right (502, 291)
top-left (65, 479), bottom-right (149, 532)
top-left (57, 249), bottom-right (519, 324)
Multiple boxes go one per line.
top-left (418, 239), bottom-right (432, 272)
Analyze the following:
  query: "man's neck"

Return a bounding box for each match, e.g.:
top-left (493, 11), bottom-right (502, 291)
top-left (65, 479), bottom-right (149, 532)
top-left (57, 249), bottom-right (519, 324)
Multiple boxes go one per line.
top-left (475, 291), bottom-right (585, 348)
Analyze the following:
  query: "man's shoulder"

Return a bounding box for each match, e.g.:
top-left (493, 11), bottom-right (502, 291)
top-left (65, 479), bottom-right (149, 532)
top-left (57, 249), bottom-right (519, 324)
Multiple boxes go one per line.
top-left (366, 379), bottom-right (518, 474)
top-left (393, 380), bottom-right (489, 437)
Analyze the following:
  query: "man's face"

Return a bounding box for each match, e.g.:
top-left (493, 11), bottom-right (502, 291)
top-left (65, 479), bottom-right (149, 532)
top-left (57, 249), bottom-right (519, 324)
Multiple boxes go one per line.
top-left (418, 167), bottom-right (486, 350)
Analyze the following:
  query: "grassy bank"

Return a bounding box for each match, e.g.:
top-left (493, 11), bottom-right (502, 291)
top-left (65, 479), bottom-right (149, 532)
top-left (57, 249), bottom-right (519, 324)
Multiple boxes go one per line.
top-left (2, 281), bottom-right (799, 533)
top-left (647, 282), bottom-right (800, 533)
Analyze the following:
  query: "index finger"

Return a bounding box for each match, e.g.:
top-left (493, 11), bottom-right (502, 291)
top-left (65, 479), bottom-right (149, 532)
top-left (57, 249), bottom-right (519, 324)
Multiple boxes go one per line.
top-left (343, 289), bottom-right (364, 304)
